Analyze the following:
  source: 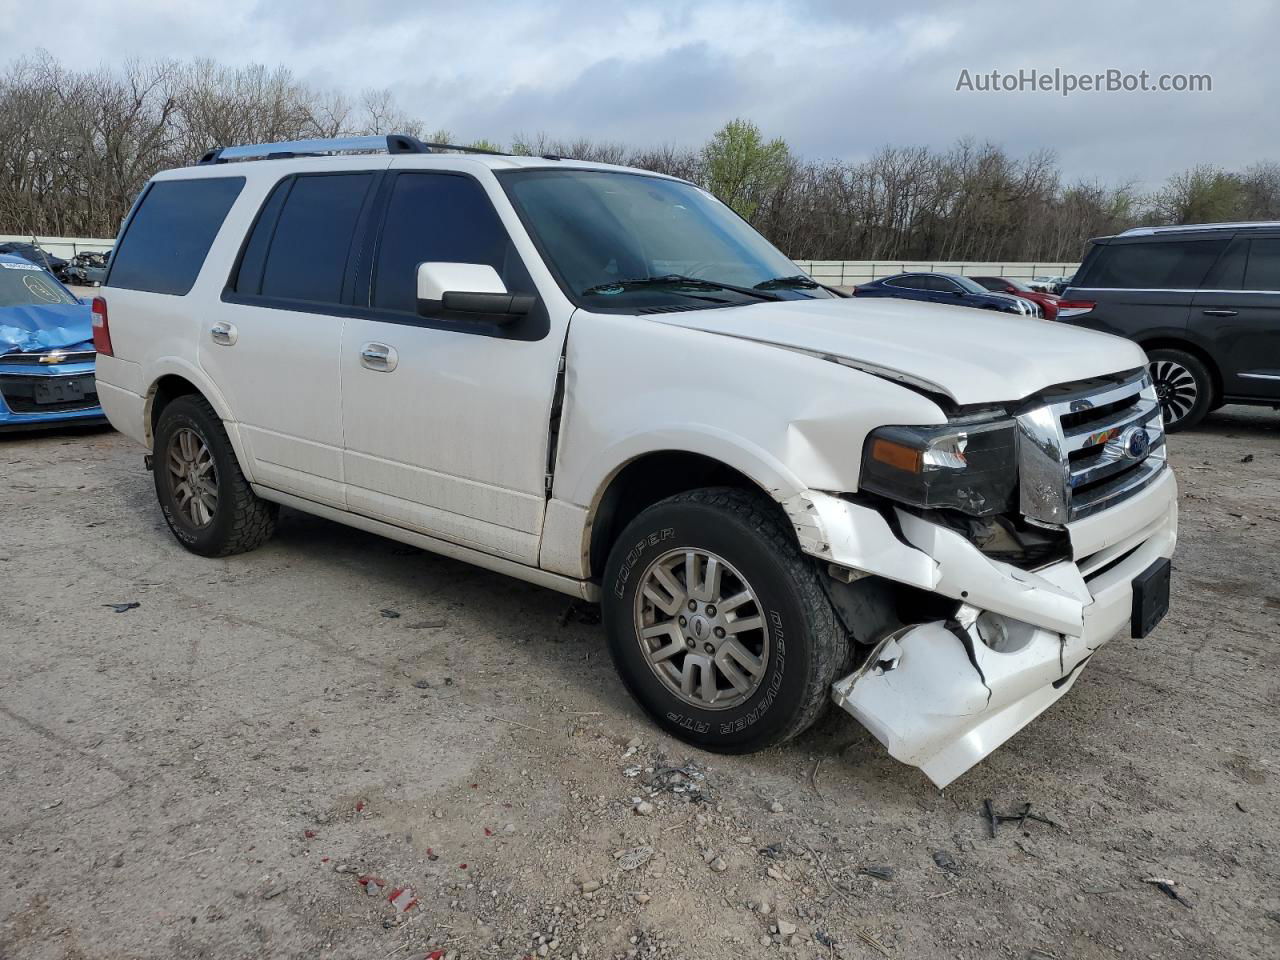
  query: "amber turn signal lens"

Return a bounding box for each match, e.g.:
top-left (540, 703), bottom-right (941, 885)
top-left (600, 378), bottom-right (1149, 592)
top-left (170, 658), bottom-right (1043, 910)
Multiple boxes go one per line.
top-left (870, 437), bottom-right (923, 473)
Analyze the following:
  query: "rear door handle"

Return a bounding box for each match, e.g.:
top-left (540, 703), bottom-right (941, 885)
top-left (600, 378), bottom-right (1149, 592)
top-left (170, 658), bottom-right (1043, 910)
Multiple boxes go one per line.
top-left (360, 342), bottom-right (398, 372)
top-left (210, 321), bottom-right (237, 345)
top-left (1202, 309), bottom-right (1238, 317)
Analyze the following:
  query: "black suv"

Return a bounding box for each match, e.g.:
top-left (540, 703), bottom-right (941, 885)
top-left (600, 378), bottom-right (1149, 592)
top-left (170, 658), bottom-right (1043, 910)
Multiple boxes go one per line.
top-left (1059, 222), bottom-right (1280, 430)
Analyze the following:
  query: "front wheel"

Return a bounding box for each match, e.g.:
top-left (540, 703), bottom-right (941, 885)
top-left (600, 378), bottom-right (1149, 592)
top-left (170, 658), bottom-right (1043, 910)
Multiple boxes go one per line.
top-left (601, 488), bottom-right (845, 753)
top-left (153, 394), bottom-right (278, 557)
top-left (1148, 348), bottom-right (1213, 432)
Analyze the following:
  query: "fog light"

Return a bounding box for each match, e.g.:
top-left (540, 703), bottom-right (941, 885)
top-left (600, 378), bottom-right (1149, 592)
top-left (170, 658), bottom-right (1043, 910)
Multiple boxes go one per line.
top-left (974, 611), bottom-right (1036, 654)
top-left (975, 611), bottom-right (1008, 650)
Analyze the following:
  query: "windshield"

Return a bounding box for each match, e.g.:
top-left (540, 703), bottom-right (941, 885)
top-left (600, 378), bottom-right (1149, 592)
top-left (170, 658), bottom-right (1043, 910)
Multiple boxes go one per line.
top-left (499, 169), bottom-right (831, 310)
top-left (1002, 278), bottom-right (1036, 293)
top-left (0, 262), bottom-right (78, 307)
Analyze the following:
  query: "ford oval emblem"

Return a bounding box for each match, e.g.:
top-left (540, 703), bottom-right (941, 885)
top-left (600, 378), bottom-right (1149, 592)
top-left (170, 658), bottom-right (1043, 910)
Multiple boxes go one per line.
top-left (1122, 426), bottom-right (1151, 460)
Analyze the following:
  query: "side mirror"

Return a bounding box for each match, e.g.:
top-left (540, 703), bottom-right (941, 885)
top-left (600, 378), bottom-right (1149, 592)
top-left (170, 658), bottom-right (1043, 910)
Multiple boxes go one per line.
top-left (416, 262), bottom-right (535, 326)
top-left (952, 289), bottom-right (966, 297)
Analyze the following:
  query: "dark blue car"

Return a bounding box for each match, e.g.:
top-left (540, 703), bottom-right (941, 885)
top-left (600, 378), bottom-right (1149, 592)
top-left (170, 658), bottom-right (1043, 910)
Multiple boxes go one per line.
top-left (0, 254), bottom-right (105, 430)
top-left (852, 272), bottom-right (1040, 317)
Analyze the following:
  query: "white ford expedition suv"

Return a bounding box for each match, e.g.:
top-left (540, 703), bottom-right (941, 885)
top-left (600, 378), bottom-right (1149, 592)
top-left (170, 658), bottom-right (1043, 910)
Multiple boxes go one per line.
top-left (94, 135), bottom-right (1177, 786)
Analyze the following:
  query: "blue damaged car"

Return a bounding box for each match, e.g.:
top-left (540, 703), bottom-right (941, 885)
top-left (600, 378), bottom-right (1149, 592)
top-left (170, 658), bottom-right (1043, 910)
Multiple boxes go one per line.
top-left (0, 254), bottom-right (105, 430)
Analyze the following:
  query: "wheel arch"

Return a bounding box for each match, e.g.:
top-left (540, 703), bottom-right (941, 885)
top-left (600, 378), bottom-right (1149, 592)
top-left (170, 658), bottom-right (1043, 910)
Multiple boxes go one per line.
top-left (143, 362), bottom-right (253, 480)
top-left (584, 449), bottom-right (796, 581)
top-left (147, 374), bottom-right (203, 444)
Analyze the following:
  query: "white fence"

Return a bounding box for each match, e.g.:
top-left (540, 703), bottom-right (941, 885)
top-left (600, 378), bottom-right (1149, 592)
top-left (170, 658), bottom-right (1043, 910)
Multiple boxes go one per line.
top-left (1, 234), bottom-right (115, 259)
top-left (793, 260), bottom-right (1080, 288)
top-left (4, 234), bottom-right (1080, 286)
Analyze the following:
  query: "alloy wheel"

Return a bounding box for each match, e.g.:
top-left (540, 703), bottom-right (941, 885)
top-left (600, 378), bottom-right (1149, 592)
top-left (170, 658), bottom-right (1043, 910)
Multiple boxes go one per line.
top-left (633, 548), bottom-right (770, 710)
top-left (1149, 359), bottom-right (1199, 426)
top-left (166, 427), bottom-right (218, 528)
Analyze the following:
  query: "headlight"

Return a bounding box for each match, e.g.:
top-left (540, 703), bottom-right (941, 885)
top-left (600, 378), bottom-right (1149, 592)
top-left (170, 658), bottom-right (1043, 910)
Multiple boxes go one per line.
top-left (859, 418), bottom-right (1018, 515)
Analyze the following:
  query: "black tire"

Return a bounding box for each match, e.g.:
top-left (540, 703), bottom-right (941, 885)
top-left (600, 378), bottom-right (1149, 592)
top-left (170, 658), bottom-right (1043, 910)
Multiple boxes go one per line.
top-left (601, 487), bottom-right (845, 753)
top-left (153, 394), bottom-right (277, 557)
top-left (1148, 348), bottom-right (1213, 432)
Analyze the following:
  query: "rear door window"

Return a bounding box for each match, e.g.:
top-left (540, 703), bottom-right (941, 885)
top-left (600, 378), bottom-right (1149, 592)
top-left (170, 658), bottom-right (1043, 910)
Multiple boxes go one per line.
top-left (921, 275), bottom-right (959, 292)
top-left (1077, 238), bottom-right (1229, 289)
top-left (1243, 238), bottom-right (1280, 290)
top-left (108, 177), bottom-right (245, 295)
top-left (246, 173), bottom-right (376, 304)
top-left (1202, 236), bottom-right (1247, 289)
top-left (886, 275), bottom-right (927, 290)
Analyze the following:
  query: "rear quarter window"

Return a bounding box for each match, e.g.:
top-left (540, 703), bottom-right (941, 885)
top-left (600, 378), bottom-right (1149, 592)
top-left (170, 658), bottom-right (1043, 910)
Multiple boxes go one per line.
top-left (107, 177), bottom-right (245, 296)
top-left (1075, 237), bottom-right (1228, 289)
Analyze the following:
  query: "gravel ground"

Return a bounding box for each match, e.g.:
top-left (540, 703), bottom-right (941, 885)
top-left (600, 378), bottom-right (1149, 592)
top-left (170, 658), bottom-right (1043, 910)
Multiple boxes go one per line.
top-left (1, 407), bottom-right (1277, 960)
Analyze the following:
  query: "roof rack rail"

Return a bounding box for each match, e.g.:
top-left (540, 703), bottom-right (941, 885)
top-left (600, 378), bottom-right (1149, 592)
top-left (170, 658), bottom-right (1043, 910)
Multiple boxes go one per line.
top-left (1118, 220), bottom-right (1280, 237)
top-left (197, 134), bottom-right (505, 165)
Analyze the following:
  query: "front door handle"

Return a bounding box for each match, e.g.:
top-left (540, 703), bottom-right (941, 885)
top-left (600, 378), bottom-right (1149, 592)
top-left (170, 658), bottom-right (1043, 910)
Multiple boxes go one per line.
top-left (210, 321), bottom-right (238, 346)
top-left (1202, 309), bottom-right (1238, 317)
top-left (360, 342), bottom-right (398, 372)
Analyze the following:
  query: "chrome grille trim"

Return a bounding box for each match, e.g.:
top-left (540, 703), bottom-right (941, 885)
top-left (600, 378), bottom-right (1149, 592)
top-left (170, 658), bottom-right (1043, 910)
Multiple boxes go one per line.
top-left (1070, 448), bottom-right (1167, 520)
top-left (1061, 397), bottom-right (1161, 453)
top-left (1017, 370), bottom-right (1167, 524)
top-left (1070, 432), bottom-right (1166, 489)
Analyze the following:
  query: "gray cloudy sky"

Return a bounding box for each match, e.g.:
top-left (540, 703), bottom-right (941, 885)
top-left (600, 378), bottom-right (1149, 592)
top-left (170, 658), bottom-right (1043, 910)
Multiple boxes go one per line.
top-left (7, 0), bottom-right (1274, 186)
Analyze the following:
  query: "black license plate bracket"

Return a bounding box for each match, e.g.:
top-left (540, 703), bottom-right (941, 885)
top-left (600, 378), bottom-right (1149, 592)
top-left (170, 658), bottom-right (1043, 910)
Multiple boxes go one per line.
top-left (33, 376), bottom-right (89, 405)
top-left (1131, 557), bottom-right (1171, 638)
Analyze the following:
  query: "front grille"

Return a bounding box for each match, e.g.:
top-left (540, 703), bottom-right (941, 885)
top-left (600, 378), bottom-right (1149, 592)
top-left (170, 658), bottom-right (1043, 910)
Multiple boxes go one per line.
top-left (1059, 391), bottom-right (1139, 433)
top-left (0, 372), bottom-right (99, 414)
top-left (0, 350), bottom-right (96, 365)
top-left (1017, 369), bottom-right (1167, 524)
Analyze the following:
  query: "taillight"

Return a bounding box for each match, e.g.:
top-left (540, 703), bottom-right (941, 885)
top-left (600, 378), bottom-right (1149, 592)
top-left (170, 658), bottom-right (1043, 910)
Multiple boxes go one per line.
top-left (1056, 299), bottom-right (1095, 319)
top-left (91, 296), bottom-right (113, 356)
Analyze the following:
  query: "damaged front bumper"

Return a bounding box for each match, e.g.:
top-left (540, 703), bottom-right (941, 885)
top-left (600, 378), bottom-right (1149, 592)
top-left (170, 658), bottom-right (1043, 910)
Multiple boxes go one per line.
top-left (787, 468), bottom-right (1177, 787)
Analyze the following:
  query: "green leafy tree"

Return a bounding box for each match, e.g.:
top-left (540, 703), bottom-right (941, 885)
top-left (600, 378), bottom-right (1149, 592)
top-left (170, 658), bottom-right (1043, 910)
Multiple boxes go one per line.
top-left (701, 119), bottom-right (790, 221)
top-left (1148, 164), bottom-right (1245, 223)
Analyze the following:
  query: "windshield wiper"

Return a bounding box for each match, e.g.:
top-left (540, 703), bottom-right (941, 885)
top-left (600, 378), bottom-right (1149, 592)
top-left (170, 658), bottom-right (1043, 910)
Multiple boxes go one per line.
top-left (753, 274), bottom-right (820, 290)
top-left (581, 274), bottom-right (782, 301)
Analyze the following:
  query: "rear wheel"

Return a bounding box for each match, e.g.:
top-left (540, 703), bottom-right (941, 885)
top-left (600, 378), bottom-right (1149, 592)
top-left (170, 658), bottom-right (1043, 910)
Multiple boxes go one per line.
top-left (153, 395), bottom-right (277, 557)
top-left (1148, 348), bottom-right (1212, 432)
top-left (602, 488), bottom-right (845, 753)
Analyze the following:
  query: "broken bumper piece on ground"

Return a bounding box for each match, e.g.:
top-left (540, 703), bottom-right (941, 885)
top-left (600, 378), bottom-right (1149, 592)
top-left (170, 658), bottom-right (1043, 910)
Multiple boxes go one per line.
top-left (788, 474), bottom-right (1177, 787)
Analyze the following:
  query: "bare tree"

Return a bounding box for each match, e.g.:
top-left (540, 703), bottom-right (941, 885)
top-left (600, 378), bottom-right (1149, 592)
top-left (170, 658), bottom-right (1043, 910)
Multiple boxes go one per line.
top-left (0, 54), bottom-right (1267, 262)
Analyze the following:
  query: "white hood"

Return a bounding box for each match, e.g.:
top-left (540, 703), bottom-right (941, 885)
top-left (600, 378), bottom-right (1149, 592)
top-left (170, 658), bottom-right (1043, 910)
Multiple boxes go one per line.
top-left (655, 296), bottom-right (1146, 406)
